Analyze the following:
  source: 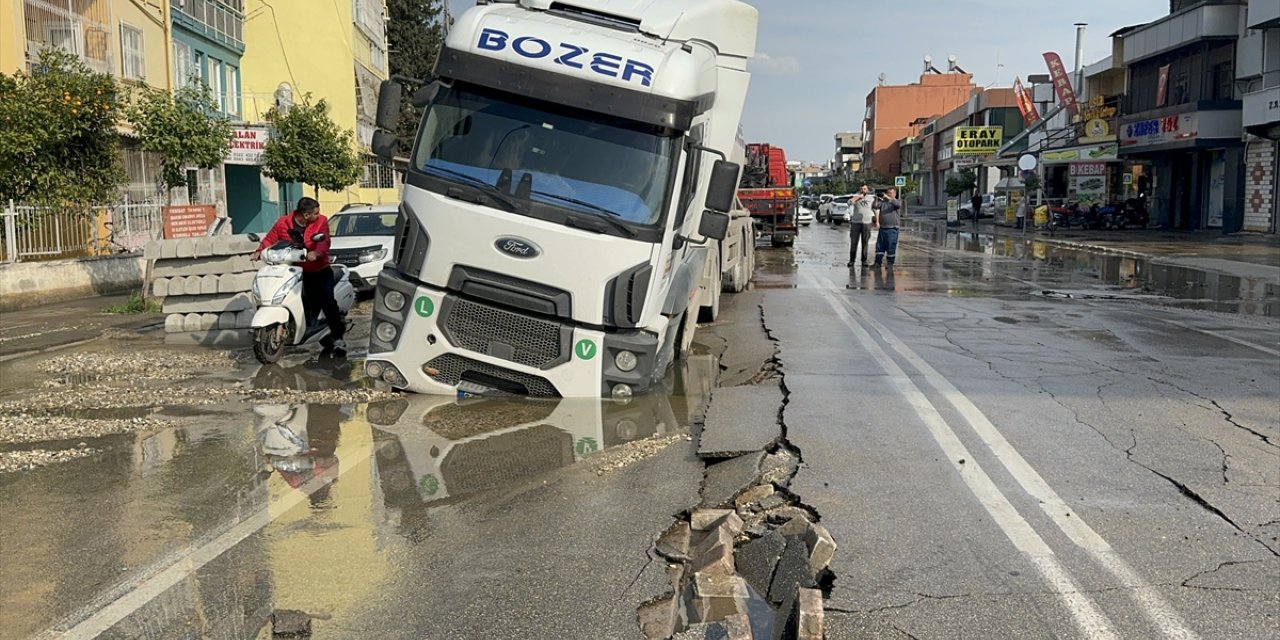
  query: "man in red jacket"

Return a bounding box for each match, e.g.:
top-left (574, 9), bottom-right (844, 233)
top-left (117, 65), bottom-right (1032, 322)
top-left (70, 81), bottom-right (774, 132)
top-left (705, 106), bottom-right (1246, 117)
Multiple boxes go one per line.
top-left (251, 197), bottom-right (346, 353)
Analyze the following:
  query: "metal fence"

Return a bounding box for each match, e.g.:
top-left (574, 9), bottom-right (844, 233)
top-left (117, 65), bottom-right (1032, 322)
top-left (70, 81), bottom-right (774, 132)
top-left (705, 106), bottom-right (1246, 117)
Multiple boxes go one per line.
top-left (1, 199), bottom-right (165, 263)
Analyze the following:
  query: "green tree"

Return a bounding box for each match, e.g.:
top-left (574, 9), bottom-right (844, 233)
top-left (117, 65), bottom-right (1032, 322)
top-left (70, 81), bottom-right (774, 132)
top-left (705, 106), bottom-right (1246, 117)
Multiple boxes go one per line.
top-left (387, 0), bottom-right (446, 152)
top-left (126, 85), bottom-right (233, 203)
top-left (0, 49), bottom-right (124, 205)
top-left (944, 169), bottom-right (977, 198)
top-left (261, 98), bottom-right (362, 197)
top-left (1022, 173), bottom-right (1042, 205)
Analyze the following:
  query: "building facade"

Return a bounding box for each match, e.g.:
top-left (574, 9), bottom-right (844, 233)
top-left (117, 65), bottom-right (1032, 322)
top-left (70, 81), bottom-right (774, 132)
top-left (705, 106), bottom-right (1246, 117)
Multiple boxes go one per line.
top-left (863, 65), bottom-right (975, 178)
top-left (1117, 0), bottom-right (1248, 232)
top-left (833, 131), bottom-right (863, 176)
top-left (1238, 0), bottom-right (1279, 233)
top-left (233, 0), bottom-right (396, 233)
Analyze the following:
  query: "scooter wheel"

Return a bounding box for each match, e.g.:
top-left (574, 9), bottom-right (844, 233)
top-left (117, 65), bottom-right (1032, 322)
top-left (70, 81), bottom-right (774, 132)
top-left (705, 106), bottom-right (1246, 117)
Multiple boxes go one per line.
top-left (253, 324), bottom-right (286, 364)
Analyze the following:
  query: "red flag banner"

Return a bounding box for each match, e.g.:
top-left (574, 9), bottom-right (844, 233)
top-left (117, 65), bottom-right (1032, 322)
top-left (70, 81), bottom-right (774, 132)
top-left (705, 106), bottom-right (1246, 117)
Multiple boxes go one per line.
top-left (1013, 76), bottom-right (1041, 127)
top-left (1042, 52), bottom-right (1079, 116)
top-left (1156, 65), bottom-right (1170, 107)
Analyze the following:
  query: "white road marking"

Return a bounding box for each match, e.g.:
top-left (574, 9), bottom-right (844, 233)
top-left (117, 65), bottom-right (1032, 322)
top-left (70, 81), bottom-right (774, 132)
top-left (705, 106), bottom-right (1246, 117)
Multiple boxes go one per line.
top-left (53, 438), bottom-right (373, 639)
top-left (803, 272), bottom-right (1119, 639)
top-left (819, 274), bottom-right (1201, 640)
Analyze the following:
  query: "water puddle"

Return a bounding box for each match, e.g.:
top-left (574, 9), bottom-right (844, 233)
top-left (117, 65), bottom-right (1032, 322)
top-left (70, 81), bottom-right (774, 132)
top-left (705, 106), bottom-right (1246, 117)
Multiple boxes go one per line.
top-left (915, 223), bottom-right (1279, 317)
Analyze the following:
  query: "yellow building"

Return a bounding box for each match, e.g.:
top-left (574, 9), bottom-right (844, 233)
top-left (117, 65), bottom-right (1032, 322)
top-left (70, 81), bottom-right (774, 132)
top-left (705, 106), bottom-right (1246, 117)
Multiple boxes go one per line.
top-left (3, 0), bottom-right (175, 200)
top-left (231, 0), bottom-right (398, 232)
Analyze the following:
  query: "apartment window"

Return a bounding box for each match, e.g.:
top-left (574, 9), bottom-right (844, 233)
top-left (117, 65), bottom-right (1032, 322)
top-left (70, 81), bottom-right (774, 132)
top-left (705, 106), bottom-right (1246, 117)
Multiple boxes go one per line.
top-left (45, 22), bottom-right (84, 56)
top-left (1210, 61), bottom-right (1234, 100)
top-left (172, 40), bottom-right (196, 88)
top-left (120, 24), bottom-right (144, 81)
top-left (371, 43), bottom-right (387, 74)
top-left (208, 58), bottom-right (223, 111)
top-left (225, 65), bottom-right (239, 116)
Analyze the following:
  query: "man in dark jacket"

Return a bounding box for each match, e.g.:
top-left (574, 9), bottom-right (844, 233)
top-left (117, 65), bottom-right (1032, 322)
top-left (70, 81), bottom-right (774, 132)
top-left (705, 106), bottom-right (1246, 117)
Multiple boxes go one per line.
top-left (251, 197), bottom-right (345, 352)
top-left (970, 193), bottom-right (983, 229)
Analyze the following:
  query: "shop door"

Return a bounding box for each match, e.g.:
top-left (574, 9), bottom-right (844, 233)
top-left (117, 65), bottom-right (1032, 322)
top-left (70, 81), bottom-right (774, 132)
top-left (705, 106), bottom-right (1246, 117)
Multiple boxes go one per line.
top-left (1172, 155), bottom-right (1194, 230)
top-left (1206, 150), bottom-right (1225, 229)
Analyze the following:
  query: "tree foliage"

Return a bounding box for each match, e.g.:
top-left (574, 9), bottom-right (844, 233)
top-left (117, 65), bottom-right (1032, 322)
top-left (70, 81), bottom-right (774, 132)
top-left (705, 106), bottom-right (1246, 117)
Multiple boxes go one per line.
top-left (126, 85), bottom-right (232, 198)
top-left (1022, 172), bottom-right (1042, 194)
top-left (944, 169), bottom-right (977, 198)
top-left (387, 0), bottom-right (446, 152)
top-left (0, 49), bottom-right (125, 205)
top-left (262, 98), bottom-right (361, 196)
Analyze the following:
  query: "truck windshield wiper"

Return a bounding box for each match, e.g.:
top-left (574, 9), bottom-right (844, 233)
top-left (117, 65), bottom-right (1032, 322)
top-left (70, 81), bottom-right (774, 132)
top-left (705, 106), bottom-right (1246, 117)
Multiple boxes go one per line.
top-left (426, 164), bottom-right (520, 211)
top-left (532, 190), bottom-right (624, 218)
top-left (561, 211), bottom-right (637, 238)
top-left (532, 190), bottom-right (637, 238)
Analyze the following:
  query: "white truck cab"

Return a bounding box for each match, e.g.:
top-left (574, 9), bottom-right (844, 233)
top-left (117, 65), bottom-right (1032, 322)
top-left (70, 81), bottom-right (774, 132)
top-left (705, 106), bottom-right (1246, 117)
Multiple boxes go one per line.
top-left (366, 0), bottom-right (757, 399)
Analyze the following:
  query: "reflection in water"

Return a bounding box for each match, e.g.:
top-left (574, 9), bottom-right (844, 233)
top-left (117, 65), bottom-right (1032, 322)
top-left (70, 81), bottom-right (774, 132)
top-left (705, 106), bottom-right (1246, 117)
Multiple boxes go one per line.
top-left (255, 403), bottom-right (351, 507)
top-left (369, 354), bottom-right (716, 531)
top-left (914, 224), bottom-right (1279, 317)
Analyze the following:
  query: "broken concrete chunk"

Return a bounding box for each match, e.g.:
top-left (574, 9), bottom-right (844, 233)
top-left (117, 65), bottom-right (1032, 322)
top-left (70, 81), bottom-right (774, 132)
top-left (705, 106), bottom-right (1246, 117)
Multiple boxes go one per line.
top-left (676, 613), bottom-right (753, 640)
top-left (765, 506), bottom-right (811, 526)
top-left (734, 484), bottom-right (774, 510)
top-left (777, 516), bottom-right (810, 538)
top-left (760, 450), bottom-right (800, 486)
top-left (700, 451), bottom-right (766, 509)
top-left (270, 609), bottom-right (312, 637)
top-left (698, 383), bottom-right (784, 459)
top-left (757, 492), bottom-right (787, 512)
top-left (804, 522), bottom-right (836, 576)
top-left (656, 521), bottom-right (692, 563)
top-left (736, 530), bottom-right (786, 597)
top-left (637, 595), bottom-right (678, 640)
top-left (767, 536), bottom-right (817, 605)
top-left (684, 573), bottom-right (749, 626)
top-left (692, 509), bottom-right (736, 532)
top-left (691, 522), bottom-right (737, 576)
top-left (771, 587), bottom-right (823, 640)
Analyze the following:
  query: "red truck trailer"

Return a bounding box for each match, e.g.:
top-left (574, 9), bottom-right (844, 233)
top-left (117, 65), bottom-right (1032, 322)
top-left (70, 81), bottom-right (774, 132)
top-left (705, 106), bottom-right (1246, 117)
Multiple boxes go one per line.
top-left (737, 143), bottom-right (796, 248)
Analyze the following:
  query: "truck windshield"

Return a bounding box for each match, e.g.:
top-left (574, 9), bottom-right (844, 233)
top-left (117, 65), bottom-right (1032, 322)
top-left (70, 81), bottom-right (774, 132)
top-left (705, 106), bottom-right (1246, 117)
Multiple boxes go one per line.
top-left (410, 84), bottom-right (678, 227)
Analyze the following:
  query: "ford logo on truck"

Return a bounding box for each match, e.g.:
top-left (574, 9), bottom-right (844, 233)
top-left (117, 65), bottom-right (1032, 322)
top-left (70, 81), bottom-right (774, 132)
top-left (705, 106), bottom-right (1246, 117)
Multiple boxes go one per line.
top-left (495, 237), bottom-right (540, 259)
top-left (477, 28), bottom-right (656, 87)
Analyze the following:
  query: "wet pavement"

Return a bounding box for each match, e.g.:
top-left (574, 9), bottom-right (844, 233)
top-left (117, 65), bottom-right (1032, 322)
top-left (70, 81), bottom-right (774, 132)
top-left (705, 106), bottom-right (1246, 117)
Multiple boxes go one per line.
top-left (0, 221), bottom-right (1277, 639)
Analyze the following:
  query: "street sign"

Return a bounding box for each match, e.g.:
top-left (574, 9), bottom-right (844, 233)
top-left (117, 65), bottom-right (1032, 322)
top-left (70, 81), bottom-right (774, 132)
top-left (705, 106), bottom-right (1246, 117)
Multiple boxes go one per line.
top-left (1123, 173), bottom-right (1133, 185)
top-left (804, 179), bottom-right (812, 188)
top-left (1018, 154), bottom-right (1037, 171)
top-left (894, 176), bottom-right (906, 187)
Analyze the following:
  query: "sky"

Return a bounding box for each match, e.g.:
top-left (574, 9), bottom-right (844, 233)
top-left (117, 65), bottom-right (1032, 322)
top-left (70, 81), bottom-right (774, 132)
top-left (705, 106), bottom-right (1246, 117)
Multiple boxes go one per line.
top-left (444, 0), bottom-right (1171, 162)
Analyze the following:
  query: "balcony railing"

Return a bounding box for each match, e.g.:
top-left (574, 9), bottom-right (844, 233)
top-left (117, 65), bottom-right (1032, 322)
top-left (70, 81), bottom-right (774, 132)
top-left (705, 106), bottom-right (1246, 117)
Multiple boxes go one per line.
top-left (23, 0), bottom-right (113, 75)
top-left (172, 0), bottom-right (244, 52)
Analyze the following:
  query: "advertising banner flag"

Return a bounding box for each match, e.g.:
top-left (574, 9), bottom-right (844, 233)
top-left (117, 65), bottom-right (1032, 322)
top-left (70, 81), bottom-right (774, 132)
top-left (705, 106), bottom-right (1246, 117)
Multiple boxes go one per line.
top-left (1156, 65), bottom-right (1170, 107)
top-left (1042, 52), bottom-right (1079, 115)
top-left (1013, 76), bottom-right (1041, 127)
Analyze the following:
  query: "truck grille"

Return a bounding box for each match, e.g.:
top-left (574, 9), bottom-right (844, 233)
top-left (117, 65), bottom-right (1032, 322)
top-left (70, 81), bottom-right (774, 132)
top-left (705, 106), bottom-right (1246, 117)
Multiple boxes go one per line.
top-left (424, 354), bottom-right (560, 397)
top-left (442, 298), bottom-right (564, 369)
top-left (440, 425), bottom-right (573, 496)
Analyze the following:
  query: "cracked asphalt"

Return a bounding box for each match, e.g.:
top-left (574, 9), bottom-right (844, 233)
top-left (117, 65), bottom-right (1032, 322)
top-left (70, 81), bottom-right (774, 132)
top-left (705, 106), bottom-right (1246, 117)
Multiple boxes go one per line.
top-left (0, 221), bottom-right (1276, 639)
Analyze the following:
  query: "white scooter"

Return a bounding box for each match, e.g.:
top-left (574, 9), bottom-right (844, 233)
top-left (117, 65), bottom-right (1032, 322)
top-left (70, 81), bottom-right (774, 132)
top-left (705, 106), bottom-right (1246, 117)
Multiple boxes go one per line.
top-left (247, 232), bottom-right (356, 364)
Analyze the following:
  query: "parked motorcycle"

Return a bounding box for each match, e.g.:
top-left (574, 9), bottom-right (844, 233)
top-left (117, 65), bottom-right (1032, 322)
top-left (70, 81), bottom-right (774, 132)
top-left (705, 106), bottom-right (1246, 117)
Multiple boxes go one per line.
top-left (1047, 201), bottom-right (1082, 231)
top-left (247, 232), bottom-right (356, 364)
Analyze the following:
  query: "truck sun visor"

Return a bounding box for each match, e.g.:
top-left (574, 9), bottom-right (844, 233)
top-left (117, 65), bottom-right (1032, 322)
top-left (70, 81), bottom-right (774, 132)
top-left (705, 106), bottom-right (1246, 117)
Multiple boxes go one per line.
top-left (434, 48), bottom-right (702, 131)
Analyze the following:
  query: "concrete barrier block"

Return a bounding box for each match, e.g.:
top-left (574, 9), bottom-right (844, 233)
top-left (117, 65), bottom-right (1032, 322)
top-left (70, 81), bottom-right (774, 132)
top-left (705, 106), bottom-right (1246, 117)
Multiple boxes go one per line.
top-left (164, 314), bottom-right (184, 333)
top-left (164, 329), bottom-right (252, 348)
top-left (237, 309), bottom-right (255, 328)
top-left (230, 236), bottom-right (259, 254)
top-left (231, 254), bottom-right (253, 273)
top-left (181, 313), bottom-right (202, 332)
top-left (216, 273), bottom-right (235, 294)
top-left (199, 274), bottom-right (220, 295)
top-left (144, 241), bottom-right (163, 260)
top-left (193, 237), bottom-right (214, 258)
top-left (175, 239), bottom-right (195, 258)
top-left (162, 293), bottom-right (255, 314)
top-left (236, 272), bottom-right (256, 292)
top-left (198, 313), bottom-right (218, 331)
top-left (160, 241), bottom-right (179, 260)
top-left (182, 276), bottom-right (202, 296)
top-left (151, 278), bottom-right (168, 298)
top-left (218, 311), bottom-right (238, 330)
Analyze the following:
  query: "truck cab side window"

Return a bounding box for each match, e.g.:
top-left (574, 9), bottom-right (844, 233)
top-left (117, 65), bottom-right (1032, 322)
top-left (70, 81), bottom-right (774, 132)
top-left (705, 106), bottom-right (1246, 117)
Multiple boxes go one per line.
top-left (678, 127), bottom-right (705, 226)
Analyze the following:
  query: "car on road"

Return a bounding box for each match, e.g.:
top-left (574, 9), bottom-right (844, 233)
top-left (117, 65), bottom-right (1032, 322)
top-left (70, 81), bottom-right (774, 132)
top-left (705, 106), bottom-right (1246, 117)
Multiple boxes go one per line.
top-left (819, 195), bottom-right (852, 225)
top-left (958, 194), bottom-right (1002, 220)
top-left (327, 204), bottom-right (398, 294)
top-left (796, 204), bottom-right (814, 226)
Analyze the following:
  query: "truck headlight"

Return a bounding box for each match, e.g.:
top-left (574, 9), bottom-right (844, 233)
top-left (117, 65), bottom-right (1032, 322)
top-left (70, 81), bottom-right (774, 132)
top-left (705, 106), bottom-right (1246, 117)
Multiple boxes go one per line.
top-left (614, 350), bottom-right (638, 372)
top-left (375, 322), bottom-right (399, 343)
top-left (359, 248), bottom-right (389, 263)
top-left (383, 289), bottom-right (406, 312)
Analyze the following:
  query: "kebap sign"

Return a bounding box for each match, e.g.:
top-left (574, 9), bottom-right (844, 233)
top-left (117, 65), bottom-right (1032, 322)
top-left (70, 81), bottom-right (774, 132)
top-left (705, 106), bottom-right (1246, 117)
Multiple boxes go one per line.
top-left (954, 126), bottom-right (1002, 155)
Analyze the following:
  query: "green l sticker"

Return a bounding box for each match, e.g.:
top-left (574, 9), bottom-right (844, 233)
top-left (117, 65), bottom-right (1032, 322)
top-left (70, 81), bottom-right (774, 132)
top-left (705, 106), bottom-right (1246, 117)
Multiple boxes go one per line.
top-left (574, 339), bottom-right (597, 361)
top-left (414, 296), bottom-right (435, 318)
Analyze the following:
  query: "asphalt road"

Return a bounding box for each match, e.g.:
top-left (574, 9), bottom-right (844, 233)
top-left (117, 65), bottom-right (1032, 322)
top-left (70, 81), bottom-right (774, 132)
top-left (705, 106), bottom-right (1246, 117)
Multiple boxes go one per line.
top-left (0, 220), bottom-right (1276, 639)
top-left (770, 220), bottom-right (1278, 639)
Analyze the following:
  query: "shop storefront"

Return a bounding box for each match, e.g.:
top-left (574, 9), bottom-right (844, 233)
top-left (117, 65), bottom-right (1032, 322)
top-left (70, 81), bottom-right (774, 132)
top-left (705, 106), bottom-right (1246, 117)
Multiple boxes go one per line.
top-left (1039, 142), bottom-right (1124, 204)
top-left (1118, 110), bottom-right (1245, 231)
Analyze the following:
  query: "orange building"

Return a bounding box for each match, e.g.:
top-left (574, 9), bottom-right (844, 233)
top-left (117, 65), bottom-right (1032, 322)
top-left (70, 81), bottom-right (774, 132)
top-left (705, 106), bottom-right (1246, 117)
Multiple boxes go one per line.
top-left (864, 70), bottom-right (976, 177)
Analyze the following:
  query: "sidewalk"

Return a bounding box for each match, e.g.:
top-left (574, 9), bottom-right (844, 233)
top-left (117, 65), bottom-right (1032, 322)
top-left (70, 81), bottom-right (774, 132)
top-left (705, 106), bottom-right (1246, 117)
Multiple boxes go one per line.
top-left (0, 294), bottom-right (164, 362)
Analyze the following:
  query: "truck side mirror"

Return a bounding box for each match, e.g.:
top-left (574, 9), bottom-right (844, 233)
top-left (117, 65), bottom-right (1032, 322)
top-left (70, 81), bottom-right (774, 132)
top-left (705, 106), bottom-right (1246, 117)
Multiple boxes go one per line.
top-left (372, 130), bottom-right (398, 159)
top-left (411, 82), bottom-right (440, 108)
top-left (704, 160), bottom-right (740, 213)
top-left (698, 210), bottom-right (730, 241)
top-left (376, 80), bottom-right (402, 131)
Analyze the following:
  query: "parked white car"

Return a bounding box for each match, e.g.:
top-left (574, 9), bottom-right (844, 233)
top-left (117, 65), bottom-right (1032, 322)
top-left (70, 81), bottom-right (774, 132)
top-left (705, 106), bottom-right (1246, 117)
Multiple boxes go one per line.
top-left (819, 195), bottom-right (852, 224)
top-left (797, 204), bottom-right (814, 226)
top-left (327, 204), bottom-right (398, 293)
